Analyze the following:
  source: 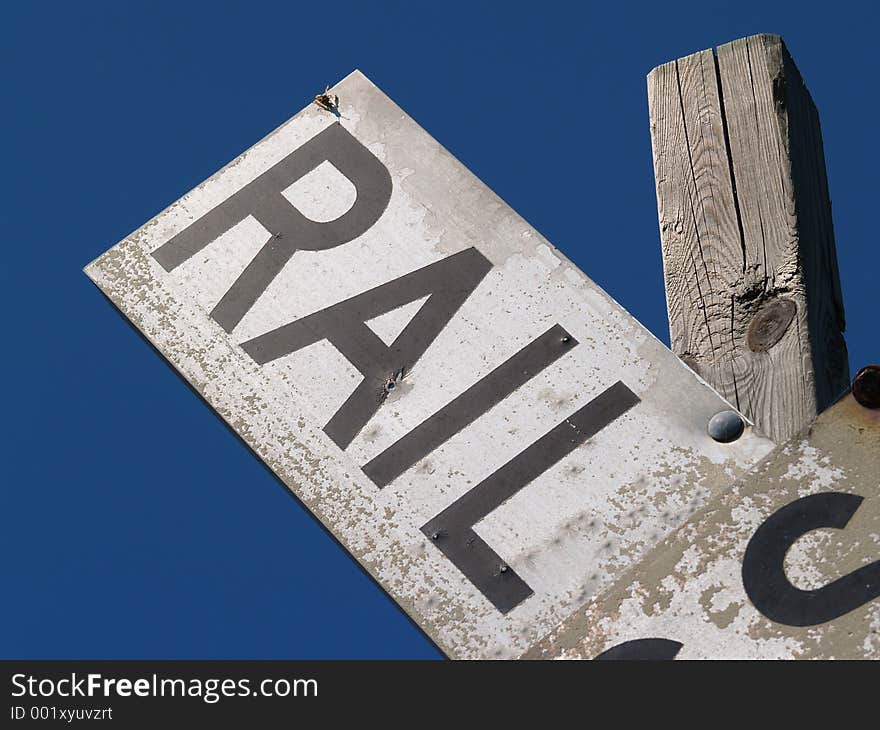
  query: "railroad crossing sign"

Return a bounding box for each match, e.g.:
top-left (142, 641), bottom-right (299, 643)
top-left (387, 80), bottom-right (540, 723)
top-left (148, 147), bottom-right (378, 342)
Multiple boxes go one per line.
top-left (85, 70), bottom-right (774, 658)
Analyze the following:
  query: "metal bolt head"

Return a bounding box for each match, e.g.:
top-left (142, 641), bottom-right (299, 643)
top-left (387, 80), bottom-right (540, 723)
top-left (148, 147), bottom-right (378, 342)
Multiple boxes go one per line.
top-left (853, 365), bottom-right (880, 409)
top-left (708, 410), bottom-right (745, 443)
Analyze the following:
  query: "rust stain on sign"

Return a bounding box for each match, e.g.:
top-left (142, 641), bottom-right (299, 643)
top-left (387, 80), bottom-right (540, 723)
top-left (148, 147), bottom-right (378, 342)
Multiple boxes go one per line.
top-left (84, 71), bottom-right (774, 659)
top-left (527, 394), bottom-right (880, 659)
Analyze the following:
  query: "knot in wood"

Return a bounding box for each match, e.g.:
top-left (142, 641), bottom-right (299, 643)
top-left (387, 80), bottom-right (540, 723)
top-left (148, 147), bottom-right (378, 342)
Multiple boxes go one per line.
top-left (746, 298), bottom-right (797, 352)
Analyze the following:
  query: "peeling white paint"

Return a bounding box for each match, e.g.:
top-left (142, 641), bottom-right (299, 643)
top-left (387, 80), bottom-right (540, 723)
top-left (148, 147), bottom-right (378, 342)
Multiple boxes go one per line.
top-left (528, 396), bottom-right (880, 659)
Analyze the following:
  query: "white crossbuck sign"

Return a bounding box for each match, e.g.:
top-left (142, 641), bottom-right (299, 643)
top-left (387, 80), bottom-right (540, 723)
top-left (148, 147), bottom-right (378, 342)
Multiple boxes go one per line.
top-left (85, 71), bottom-right (775, 659)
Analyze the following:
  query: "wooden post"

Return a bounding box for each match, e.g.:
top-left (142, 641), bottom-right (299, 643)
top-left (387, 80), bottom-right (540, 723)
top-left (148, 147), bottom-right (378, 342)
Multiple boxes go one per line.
top-left (648, 34), bottom-right (849, 442)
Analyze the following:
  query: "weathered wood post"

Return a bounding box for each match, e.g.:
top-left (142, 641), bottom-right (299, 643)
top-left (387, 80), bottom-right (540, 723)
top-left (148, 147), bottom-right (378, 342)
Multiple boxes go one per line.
top-left (648, 34), bottom-right (849, 442)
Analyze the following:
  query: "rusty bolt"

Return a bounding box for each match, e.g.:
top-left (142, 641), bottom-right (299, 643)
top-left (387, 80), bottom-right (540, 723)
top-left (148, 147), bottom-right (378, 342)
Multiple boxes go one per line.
top-left (852, 365), bottom-right (880, 409)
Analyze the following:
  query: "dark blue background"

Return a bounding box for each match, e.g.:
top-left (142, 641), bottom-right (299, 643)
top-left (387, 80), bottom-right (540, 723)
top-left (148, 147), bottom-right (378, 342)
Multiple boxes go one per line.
top-left (2, 1), bottom-right (876, 658)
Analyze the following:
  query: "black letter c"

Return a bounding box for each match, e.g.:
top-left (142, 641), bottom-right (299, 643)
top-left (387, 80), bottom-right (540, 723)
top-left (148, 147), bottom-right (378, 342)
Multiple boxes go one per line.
top-left (742, 492), bottom-right (880, 627)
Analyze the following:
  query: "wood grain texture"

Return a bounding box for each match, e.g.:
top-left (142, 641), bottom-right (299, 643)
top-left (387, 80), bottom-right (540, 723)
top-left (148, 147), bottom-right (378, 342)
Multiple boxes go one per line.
top-left (648, 34), bottom-right (849, 442)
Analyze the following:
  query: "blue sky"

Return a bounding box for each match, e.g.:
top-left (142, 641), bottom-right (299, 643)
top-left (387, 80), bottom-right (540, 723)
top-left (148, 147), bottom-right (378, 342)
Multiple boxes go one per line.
top-left (2, 1), bottom-right (877, 658)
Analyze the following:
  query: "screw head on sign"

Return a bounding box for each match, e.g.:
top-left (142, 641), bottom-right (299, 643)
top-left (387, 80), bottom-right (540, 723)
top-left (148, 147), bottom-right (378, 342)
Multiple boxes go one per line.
top-left (708, 410), bottom-right (745, 443)
top-left (852, 365), bottom-right (880, 409)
